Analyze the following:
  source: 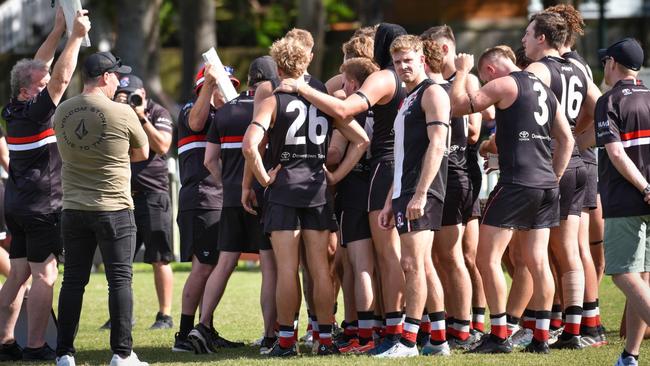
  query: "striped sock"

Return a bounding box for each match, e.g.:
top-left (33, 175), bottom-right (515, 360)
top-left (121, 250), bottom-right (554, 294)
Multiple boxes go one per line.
top-left (420, 313), bottom-right (431, 334)
top-left (490, 313), bottom-right (508, 340)
top-left (343, 320), bottom-right (358, 338)
top-left (523, 309), bottom-right (536, 330)
top-left (373, 315), bottom-right (383, 338)
top-left (506, 314), bottom-right (520, 337)
top-left (279, 324), bottom-right (295, 348)
top-left (582, 301), bottom-right (599, 330)
top-left (400, 317), bottom-right (420, 347)
top-left (452, 319), bottom-right (471, 341)
top-left (472, 307), bottom-right (486, 333)
top-left (550, 304), bottom-right (563, 330)
top-left (385, 312), bottom-right (404, 340)
top-left (533, 310), bottom-right (551, 342)
top-left (563, 306), bottom-right (583, 337)
top-left (358, 312), bottom-right (374, 345)
top-left (429, 312), bottom-right (446, 345)
top-left (319, 324), bottom-right (333, 346)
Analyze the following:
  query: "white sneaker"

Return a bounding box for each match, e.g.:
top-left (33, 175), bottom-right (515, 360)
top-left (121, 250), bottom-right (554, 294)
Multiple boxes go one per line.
top-left (56, 355), bottom-right (76, 366)
top-left (109, 352), bottom-right (149, 366)
top-left (511, 328), bottom-right (533, 347)
top-left (421, 340), bottom-right (451, 356)
top-left (252, 334), bottom-right (264, 346)
top-left (374, 342), bottom-right (419, 358)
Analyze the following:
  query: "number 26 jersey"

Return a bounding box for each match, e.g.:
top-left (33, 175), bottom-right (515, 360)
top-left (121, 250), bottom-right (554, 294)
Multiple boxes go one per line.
top-left (268, 92), bottom-right (333, 207)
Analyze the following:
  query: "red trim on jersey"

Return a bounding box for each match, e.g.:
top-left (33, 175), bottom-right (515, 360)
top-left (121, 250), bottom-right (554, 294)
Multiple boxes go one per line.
top-left (621, 129), bottom-right (650, 141)
top-left (6, 128), bottom-right (54, 144)
top-left (178, 134), bottom-right (206, 147)
top-left (220, 135), bottom-right (244, 143)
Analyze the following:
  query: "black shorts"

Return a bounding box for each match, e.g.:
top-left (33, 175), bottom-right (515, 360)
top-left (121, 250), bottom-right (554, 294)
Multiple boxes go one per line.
top-left (470, 165), bottom-right (482, 218)
top-left (482, 184), bottom-right (560, 230)
top-left (337, 208), bottom-right (371, 247)
top-left (559, 166), bottom-right (587, 219)
top-left (368, 160), bottom-right (394, 212)
top-left (178, 209), bottom-right (221, 265)
top-left (133, 192), bottom-right (173, 263)
top-left (441, 184), bottom-right (473, 226)
top-left (7, 212), bottom-right (62, 262)
top-left (392, 194), bottom-right (443, 235)
top-left (218, 207), bottom-right (265, 253)
top-left (264, 203), bottom-right (334, 232)
top-left (582, 163), bottom-right (598, 210)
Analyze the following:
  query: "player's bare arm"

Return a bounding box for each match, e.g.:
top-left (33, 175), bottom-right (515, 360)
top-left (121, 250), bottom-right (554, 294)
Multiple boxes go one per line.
top-left (243, 95), bottom-right (279, 187)
top-left (189, 64), bottom-right (219, 132)
top-left (325, 117), bottom-right (370, 185)
top-left (550, 106), bottom-right (574, 180)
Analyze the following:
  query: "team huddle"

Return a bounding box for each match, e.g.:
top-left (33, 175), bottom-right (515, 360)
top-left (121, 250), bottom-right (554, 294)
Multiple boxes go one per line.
top-left (173, 3), bottom-right (644, 363)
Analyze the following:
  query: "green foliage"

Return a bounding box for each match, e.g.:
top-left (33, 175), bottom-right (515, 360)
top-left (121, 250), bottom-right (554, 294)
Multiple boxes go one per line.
top-left (159, 0), bottom-right (178, 46)
top-left (324, 0), bottom-right (355, 24)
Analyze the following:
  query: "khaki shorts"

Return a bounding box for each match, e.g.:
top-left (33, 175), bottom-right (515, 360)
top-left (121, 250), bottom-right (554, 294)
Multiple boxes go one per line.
top-left (604, 215), bottom-right (650, 275)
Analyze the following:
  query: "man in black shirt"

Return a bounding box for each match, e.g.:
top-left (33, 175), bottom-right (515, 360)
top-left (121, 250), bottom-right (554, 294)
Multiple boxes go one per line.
top-left (0, 8), bottom-right (89, 362)
top-left (243, 36), bottom-right (369, 356)
top-left (375, 35), bottom-right (450, 358)
top-left (590, 38), bottom-right (650, 366)
top-left (450, 48), bottom-right (573, 354)
top-left (112, 75), bottom-right (174, 330)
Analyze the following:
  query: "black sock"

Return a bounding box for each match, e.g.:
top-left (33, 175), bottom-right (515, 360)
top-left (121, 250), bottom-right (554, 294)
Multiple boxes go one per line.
top-left (179, 314), bottom-right (195, 339)
top-left (622, 349), bottom-right (639, 360)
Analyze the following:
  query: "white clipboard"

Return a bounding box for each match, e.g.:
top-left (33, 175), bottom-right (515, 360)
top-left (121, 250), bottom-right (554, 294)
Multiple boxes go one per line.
top-left (58, 0), bottom-right (91, 47)
top-left (202, 47), bottom-right (238, 102)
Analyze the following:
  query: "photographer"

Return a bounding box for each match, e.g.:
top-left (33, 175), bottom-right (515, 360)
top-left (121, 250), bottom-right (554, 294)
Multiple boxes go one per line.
top-left (111, 75), bottom-right (174, 330)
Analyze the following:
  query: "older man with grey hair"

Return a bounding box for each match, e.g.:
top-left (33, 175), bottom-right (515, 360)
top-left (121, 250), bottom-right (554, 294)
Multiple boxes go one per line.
top-left (0, 7), bottom-right (89, 362)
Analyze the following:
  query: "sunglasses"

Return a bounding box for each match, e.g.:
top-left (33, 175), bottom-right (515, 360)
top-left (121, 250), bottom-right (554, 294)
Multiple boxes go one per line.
top-left (601, 56), bottom-right (612, 68)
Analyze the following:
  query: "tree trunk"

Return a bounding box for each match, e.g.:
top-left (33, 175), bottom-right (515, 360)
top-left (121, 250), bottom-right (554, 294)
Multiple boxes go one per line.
top-left (296, 0), bottom-right (326, 79)
top-left (180, 0), bottom-right (216, 103)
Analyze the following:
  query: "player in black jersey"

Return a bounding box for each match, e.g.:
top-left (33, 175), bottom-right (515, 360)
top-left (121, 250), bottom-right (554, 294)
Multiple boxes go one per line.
top-left (523, 10), bottom-right (602, 349)
top-left (174, 64), bottom-right (243, 353)
top-left (329, 57), bottom-right (379, 354)
top-left (450, 48), bottom-right (574, 354)
top-left (276, 24), bottom-right (409, 350)
top-left (243, 37), bottom-right (369, 357)
top-left (546, 4), bottom-right (606, 346)
top-left (373, 35), bottom-right (450, 358)
top-left (420, 25), bottom-right (482, 348)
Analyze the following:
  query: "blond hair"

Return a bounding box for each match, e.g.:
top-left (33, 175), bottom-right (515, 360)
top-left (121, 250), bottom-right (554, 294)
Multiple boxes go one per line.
top-left (342, 36), bottom-right (374, 60)
top-left (285, 28), bottom-right (314, 51)
top-left (270, 38), bottom-right (311, 78)
top-left (340, 57), bottom-right (379, 85)
top-left (389, 35), bottom-right (423, 55)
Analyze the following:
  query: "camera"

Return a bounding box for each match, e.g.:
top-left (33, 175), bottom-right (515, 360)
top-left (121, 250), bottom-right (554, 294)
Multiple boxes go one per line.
top-left (128, 93), bottom-right (143, 107)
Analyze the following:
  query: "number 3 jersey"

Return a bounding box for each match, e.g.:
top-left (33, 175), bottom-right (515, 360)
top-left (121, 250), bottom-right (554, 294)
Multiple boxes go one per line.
top-left (495, 71), bottom-right (558, 188)
top-left (268, 91), bottom-right (333, 207)
top-left (538, 55), bottom-right (587, 168)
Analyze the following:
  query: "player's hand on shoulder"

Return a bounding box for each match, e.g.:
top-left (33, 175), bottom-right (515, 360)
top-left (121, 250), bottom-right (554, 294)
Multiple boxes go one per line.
top-left (454, 53), bottom-right (474, 73)
top-left (274, 76), bottom-right (305, 94)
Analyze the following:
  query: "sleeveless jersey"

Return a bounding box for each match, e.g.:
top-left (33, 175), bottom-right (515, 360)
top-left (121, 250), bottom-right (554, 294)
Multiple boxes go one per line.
top-left (335, 110), bottom-right (373, 210)
top-left (267, 92), bottom-right (333, 207)
top-left (439, 82), bottom-right (470, 188)
top-left (393, 79), bottom-right (448, 201)
top-left (370, 67), bottom-right (407, 162)
top-left (563, 50), bottom-right (597, 166)
top-left (177, 101), bottom-right (222, 211)
top-left (206, 90), bottom-right (255, 207)
top-left (538, 56), bottom-right (587, 168)
top-left (494, 71), bottom-right (559, 188)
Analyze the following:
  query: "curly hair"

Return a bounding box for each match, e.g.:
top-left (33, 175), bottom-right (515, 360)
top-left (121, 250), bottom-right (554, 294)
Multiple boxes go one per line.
top-left (285, 28), bottom-right (314, 52)
top-left (340, 57), bottom-right (379, 85)
top-left (270, 38), bottom-right (311, 78)
top-left (10, 58), bottom-right (48, 97)
top-left (353, 25), bottom-right (379, 39)
top-left (421, 39), bottom-right (444, 73)
top-left (389, 35), bottom-right (423, 56)
top-left (530, 11), bottom-right (569, 50)
top-left (342, 36), bottom-right (374, 60)
top-left (545, 4), bottom-right (584, 47)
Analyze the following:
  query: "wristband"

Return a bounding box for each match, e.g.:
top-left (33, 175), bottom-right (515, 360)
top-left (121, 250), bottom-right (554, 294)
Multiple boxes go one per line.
top-left (643, 184), bottom-right (650, 195)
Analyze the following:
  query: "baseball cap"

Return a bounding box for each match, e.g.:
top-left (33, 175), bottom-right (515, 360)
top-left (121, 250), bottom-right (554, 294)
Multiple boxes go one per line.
top-left (194, 65), bottom-right (241, 95)
top-left (116, 75), bottom-right (144, 95)
top-left (598, 38), bottom-right (644, 71)
top-left (83, 51), bottom-right (132, 77)
top-left (248, 56), bottom-right (279, 87)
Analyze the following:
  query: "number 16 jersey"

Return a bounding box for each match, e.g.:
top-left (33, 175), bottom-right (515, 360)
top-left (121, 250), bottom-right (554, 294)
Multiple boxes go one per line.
top-left (268, 91), bottom-right (333, 207)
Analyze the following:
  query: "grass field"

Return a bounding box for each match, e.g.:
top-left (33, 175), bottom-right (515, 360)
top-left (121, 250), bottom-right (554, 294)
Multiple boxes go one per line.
top-left (9, 262), bottom-right (648, 365)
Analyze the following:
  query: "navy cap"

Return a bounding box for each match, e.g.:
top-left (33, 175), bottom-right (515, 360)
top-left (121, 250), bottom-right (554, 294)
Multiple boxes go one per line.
top-left (116, 75), bottom-right (144, 94)
top-left (83, 52), bottom-right (132, 77)
top-left (248, 56), bottom-right (279, 87)
top-left (598, 38), bottom-right (644, 71)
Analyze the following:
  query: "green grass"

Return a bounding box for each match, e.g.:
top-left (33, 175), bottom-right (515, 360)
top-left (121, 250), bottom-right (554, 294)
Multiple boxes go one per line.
top-left (8, 263), bottom-right (648, 365)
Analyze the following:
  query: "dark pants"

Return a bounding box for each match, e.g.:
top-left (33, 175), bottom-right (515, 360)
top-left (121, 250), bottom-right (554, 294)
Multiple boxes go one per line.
top-left (56, 209), bottom-right (136, 358)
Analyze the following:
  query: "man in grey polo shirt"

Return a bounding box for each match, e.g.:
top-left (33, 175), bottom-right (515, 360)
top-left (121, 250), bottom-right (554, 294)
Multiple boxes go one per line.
top-left (593, 38), bottom-right (650, 366)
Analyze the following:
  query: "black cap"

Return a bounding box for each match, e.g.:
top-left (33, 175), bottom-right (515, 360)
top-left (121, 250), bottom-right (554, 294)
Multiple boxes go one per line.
top-left (598, 38), bottom-right (644, 71)
top-left (116, 75), bottom-right (144, 94)
top-left (248, 56), bottom-right (279, 87)
top-left (83, 52), bottom-right (132, 77)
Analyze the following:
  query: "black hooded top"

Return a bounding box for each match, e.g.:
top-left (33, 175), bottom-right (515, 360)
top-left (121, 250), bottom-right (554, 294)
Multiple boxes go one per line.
top-left (373, 23), bottom-right (407, 69)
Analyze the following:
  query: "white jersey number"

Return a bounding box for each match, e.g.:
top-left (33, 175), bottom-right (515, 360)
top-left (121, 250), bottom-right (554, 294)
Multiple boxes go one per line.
top-left (533, 82), bottom-right (550, 126)
top-left (285, 100), bottom-right (329, 145)
top-left (560, 74), bottom-right (583, 120)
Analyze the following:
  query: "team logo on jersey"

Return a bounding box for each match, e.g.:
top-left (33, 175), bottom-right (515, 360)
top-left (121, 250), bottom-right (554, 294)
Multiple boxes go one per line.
top-left (280, 151), bottom-right (290, 161)
top-left (518, 131), bottom-right (530, 141)
top-left (622, 88), bottom-right (632, 96)
top-left (396, 212), bottom-right (405, 229)
top-left (75, 119), bottom-right (89, 140)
